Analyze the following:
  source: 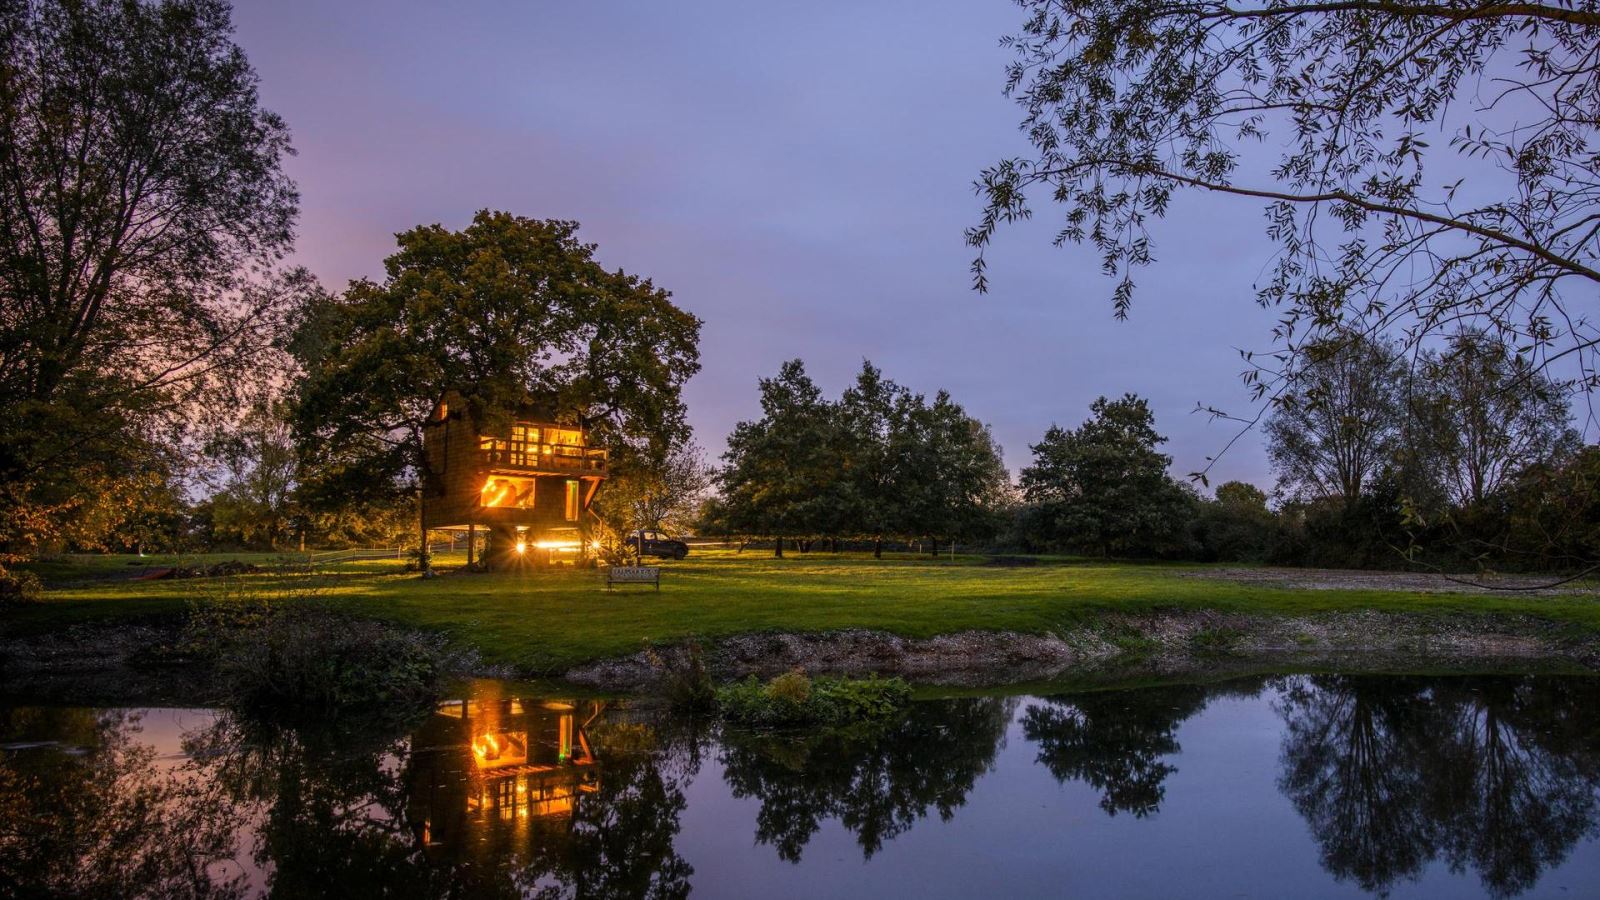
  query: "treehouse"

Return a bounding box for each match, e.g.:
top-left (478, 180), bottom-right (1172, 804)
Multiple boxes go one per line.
top-left (421, 390), bottom-right (607, 568)
top-left (409, 691), bottom-right (606, 855)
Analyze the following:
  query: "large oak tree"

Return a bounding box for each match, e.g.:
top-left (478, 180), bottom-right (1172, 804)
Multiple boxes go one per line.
top-left (289, 211), bottom-right (701, 570)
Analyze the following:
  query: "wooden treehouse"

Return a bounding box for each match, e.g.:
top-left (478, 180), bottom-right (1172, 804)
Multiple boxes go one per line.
top-left (421, 390), bottom-right (607, 568)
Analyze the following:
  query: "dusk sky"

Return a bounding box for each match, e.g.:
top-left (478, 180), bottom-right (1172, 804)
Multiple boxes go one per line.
top-left (231, 0), bottom-right (1282, 489)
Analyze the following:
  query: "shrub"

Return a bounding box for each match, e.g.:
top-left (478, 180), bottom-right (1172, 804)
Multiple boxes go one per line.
top-left (0, 566), bottom-right (42, 608)
top-left (219, 609), bottom-right (448, 716)
top-left (644, 638), bottom-right (715, 711)
top-left (717, 672), bottom-right (911, 728)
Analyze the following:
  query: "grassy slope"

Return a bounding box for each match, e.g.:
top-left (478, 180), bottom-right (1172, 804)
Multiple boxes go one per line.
top-left (10, 550), bottom-right (1600, 674)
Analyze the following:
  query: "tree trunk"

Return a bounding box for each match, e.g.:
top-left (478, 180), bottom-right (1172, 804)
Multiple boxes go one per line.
top-left (800, 539), bottom-right (811, 553)
top-left (773, 537), bottom-right (784, 558)
top-left (929, 537), bottom-right (939, 558)
top-left (466, 524), bottom-right (476, 568)
top-left (874, 537), bottom-right (883, 559)
top-left (829, 537), bottom-right (838, 553)
top-left (418, 495), bottom-right (432, 576)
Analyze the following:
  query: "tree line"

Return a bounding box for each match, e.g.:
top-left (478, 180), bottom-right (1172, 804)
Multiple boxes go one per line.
top-left (2, 0), bottom-right (1596, 581)
top-left (704, 360), bottom-right (1011, 557)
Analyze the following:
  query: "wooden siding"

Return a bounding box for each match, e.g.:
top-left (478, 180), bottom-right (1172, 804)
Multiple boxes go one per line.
top-left (420, 392), bottom-right (605, 533)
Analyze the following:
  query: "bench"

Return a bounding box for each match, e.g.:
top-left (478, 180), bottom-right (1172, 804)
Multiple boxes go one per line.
top-left (607, 566), bottom-right (661, 591)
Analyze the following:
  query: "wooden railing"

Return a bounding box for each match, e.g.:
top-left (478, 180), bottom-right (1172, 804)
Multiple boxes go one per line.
top-left (477, 444), bottom-right (607, 474)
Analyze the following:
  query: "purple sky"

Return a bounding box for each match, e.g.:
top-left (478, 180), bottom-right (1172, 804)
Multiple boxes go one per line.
top-left (231, 0), bottom-right (1281, 489)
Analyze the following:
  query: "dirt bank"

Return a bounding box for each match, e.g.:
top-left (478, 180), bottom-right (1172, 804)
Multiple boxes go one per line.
top-left (565, 610), bottom-right (1600, 691)
top-left (6, 611), bottom-right (1599, 703)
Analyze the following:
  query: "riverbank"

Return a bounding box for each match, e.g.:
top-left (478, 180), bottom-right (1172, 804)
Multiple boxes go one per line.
top-left (5, 551), bottom-right (1599, 699)
top-left (5, 609), bottom-right (1597, 703)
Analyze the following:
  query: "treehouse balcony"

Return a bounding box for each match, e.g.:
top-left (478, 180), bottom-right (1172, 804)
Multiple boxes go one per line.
top-left (476, 443), bottom-right (608, 476)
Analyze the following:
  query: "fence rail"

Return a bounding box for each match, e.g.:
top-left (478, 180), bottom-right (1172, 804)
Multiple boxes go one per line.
top-left (307, 542), bottom-right (460, 565)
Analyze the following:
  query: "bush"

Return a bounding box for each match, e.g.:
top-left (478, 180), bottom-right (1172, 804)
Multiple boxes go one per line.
top-left (644, 638), bottom-right (715, 711)
top-left (219, 609), bottom-right (448, 716)
top-left (0, 566), bottom-right (42, 607)
top-left (717, 671), bottom-right (911, 728)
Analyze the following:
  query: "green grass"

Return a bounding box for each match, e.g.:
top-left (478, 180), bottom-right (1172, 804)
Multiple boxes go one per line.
top-left (8, 549), bottom-right (1600, 674)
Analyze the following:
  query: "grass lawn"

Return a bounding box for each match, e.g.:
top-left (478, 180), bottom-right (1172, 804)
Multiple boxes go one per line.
top-left (9, 549), bottom-right (1600, 674)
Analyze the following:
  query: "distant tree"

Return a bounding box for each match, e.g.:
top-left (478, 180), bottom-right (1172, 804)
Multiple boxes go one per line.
top-left (838, 361), bottom-right (909, 556)
top-left (722, 359), bottom-right (1010, 557)
top-left (597, 441), bottom-right (713, 559)
top-left (290, 212), bottom-right (701, 571)
top-left (1495, 447), bottom-right (1600, 571)
top-left (1266, 334), bottom-right (1406, 505)
top-left (0, 0), bottom-right (302, 557)
top-left (199, 401), bottom-right (299, 550)
top-left (1196, 481), bottom-right (1277, 563)
top-left (1408, 330), bottom-right (1578, 510)
top-left (1020, 394), bottom-right (1197, 557)
top-left (903, 391), bottom-right (1012, 554)
top-left (718, 360), bottom-right (849, 556)
top-left (972, 0), bottom-right (1600, 396)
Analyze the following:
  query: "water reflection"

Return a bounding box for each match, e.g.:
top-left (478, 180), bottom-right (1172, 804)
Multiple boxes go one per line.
top-left (1, 676), bottom-right (1599, 898)
top-left (0, 708), bottom-right (246, 899)
top-left (718, 697), bottom-right (1016, 861)
top-left (1276, 675), bottom-right (1600, 898)
top-left (406, 685), bottom-right (698, 898)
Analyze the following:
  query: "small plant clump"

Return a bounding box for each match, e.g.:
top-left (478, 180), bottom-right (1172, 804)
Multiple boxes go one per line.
top-left (0, 565), bottom-right (42, 608)
top-left (716, 670), bottom-right (911, 727)
top-left (644, 638), bottom-right (716, 711)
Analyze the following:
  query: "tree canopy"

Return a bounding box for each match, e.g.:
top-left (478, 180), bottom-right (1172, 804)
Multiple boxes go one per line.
top-left (718, 360), bottom-right (1010, 554)
top-left (1019, 394), bottom-right (1197, 556)
top-left (973, 0), bottom-right (1600, 392)
top-left (289, 211), bottom-right (702, 555)
top-left (0, 0), bottom-right (301, 556)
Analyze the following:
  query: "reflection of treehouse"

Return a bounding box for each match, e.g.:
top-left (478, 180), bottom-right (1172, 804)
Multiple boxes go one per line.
top-left (421, 390), bottom-right (607, 568)
top-left (409, 692), bottom-right (606, 853)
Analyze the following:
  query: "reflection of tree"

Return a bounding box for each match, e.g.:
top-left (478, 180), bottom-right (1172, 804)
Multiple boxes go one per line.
top-left (187, 711), bottom-right (457, 898)
top-left (719, 697), bottom-right (1016, 862)
top-left (1427, 678), bottom-right (1600, 899)
top-left (1022, 684), bottom-right (1212, 817)
top-left (0, 708), bottom-right (246, 899)
top-left (1276, 675), bottom-right (1600, 899)
top-left (1275, 676), bottom-right (1436, 894)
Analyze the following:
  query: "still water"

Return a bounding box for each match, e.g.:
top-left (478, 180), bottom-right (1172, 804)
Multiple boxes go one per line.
top-left (3, 675), bottom-right (1600, 898)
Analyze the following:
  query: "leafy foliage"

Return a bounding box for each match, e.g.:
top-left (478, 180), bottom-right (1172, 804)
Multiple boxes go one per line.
top-left (1018, 394), bottom-right (1198, 556)
top-left (289, 211), bottom-right (702, 561)
top-left (975, 0), bottom-right (1600, 391)
top-left (716, 672), bottom-right (912, 728)
top-left (719, 359), bottom-right (1010, 553)
top-left (0, 0), bottom-right (304, 557)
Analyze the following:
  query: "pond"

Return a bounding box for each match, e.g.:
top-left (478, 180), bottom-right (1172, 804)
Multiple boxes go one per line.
top-left (3, 674), bottom-right (1600, 898)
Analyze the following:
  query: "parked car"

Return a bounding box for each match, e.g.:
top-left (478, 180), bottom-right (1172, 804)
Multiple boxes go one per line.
top-left (626, 530), bottom-right (689, 560)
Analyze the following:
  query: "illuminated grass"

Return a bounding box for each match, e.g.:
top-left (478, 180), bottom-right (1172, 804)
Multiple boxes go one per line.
top-left (10, 549), bottom-right (1600, 674)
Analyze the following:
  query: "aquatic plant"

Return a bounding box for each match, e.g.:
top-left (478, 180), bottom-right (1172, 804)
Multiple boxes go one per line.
top-left (716, 671), bottom-right (911, 728)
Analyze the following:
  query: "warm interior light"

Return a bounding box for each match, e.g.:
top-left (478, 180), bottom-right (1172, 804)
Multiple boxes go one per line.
top-left (515, 540), bottom-right (527, 554)
top-left (533, 538), bottom-right (582, 551)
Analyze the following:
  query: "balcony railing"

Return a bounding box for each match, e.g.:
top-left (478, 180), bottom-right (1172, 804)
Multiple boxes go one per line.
top-left (477, 444), bottom-right (607, 474)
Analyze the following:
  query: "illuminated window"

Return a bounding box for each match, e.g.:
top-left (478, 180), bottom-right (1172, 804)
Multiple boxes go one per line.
top-left (481, 476), bottom-right (537, 509)
top-left (564, 480), bottom-right (580, 520)
top-left (508, 424), bottom-right (540, 467)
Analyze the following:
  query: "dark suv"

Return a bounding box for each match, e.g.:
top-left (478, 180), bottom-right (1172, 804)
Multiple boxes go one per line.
top-left (626, 530), bottom-right (689, 560)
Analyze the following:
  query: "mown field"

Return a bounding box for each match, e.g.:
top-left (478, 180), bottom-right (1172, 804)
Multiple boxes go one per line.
top-left (9, 549), bottom-right (1600, 674)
